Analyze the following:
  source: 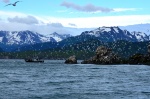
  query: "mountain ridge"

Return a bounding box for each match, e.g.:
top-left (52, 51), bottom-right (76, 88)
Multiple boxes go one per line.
top-left (0, 30), bottom-right (72, 45)
top-left (81, 26), bottom-right (149, 42)
top-left (0, 26), bottom-right (150, 52)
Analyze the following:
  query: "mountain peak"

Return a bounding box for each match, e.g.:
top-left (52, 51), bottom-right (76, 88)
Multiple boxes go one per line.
top-left (0, 31), bottom-right (72, 45)
top-left (51, 32), bottom-right (59, 36)
top-left (81, 26), bottom-right (149, 42)
top-left (47, 32), bottom-right (72, 42)
top-left (97, 26), bottom-right (120, 33)
top-left (81, 26), bottom-right (121, 37)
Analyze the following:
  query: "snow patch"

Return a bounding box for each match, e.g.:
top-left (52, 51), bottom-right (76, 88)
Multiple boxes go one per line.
top-left (0, 31), bottom-right (72, 45)
top-left (113, 27), bottom-right (119, 33)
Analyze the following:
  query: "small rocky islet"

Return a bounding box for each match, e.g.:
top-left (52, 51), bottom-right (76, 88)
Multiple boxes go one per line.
top-left (65, 45), bottom-right (150, 65)
top-left (64, 55), bottom-right (77, 64)
top-left (81, 46), bottom-right (122, 64)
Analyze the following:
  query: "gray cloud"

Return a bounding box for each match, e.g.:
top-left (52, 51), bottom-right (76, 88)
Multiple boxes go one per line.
top-left (60, 1), bottom-right (113, 12)
top-left (1, 0), bottom-right (9, 3)
top-left (0, 21), bottom-right (92, 36)
top-left (47, 23), bottom-right (64, 28)
top-left (7, 15), bottom-right (39, 25)
top-left (68, 23), bottom-right (77, 27)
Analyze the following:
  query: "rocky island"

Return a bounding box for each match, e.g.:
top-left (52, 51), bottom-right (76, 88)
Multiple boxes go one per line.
top-left (65, 55), bottom-right (77, 64)
top-left (81, 45), bottom-right (150, 65)
top-left (81, 46), bottom-right (123, 64)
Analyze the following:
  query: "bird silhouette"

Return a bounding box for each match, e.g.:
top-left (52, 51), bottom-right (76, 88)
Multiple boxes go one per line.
top-left (5, 1), bottom-right (22, 7)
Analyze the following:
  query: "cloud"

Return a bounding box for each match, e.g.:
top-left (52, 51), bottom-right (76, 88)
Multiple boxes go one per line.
top-left (1, 11), bottom-right (150, 36)
top-left (68, 23), bottom-right (77, 27)
top-left (47, 22), bottom-right (64, 28)
top-left (7, 15), bottom-right (39, 25)
top-left (113, 8), bottom-right (139, 12)
top-left (60, 1), bottom-right (113, 13)
top-left (1, 0), bottom-right (9, 3)
top-left (0, 21), bottom-right (88, 35)
top-left (47, 15), bottom-right (150, 28)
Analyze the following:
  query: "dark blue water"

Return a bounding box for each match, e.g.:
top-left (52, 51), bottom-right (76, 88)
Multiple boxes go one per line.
top-left (0, 59), bottom-right (150, 99)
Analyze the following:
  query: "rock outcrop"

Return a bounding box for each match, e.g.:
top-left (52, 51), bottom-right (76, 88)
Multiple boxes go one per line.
top-left (128, 53), bottom-right (150, 65)
top-left (128, 44), bottom-right (150, 65)
top-left (81, 46), bottom-right (122, 64)
top-left (65, 55), bottom-right (77, 64)
top-left (81, 44), bottom-right (150, 65)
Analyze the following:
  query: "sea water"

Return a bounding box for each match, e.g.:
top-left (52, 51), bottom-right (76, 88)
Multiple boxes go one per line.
top-left (0, 59), bottom-right (150, 99)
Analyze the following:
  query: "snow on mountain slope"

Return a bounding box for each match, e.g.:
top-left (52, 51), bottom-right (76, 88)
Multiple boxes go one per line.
top-left (0, 30), bottom-right (72, 45)
top-left (0, 25), bottom-right (149, 45)
top-left (131, 31), bottom-right (149, 42)
top-left (46, 32), bottom-right (72, 42)
top-left (81, 26), bottom-right (149, 42)
top-left (86, 26), bottom-right (121, 36)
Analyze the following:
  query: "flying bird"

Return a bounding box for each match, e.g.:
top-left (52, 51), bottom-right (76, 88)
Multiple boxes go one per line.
top-left (5, 1), bottom-right (22, 7)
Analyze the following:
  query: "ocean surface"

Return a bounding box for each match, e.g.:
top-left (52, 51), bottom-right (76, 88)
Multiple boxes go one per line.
top-left (0, 59), bottom-right (150, 99)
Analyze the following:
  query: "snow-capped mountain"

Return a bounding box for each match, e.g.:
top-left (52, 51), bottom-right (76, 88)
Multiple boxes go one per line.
top-left (81, 26), bottom-right (149, 42)
top-left (0, 30), bottom-right (72, 45)
top-left (131, 31), bottom-right (149, 42)
top-left (46, 32), bottom-right (72, 42)
top-left (0, 26), bottom-right (149, 45)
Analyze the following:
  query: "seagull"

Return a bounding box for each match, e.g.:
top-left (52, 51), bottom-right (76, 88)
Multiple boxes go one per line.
top-left (5, 1), bottom-right (22, 7)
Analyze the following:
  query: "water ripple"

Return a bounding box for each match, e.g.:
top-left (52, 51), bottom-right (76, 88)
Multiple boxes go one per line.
top-left (0, 59), bottom-right (150, 99)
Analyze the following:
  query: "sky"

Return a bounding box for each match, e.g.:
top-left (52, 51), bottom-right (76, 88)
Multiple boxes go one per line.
top-left (0, 0), bottom-right (150, 35)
